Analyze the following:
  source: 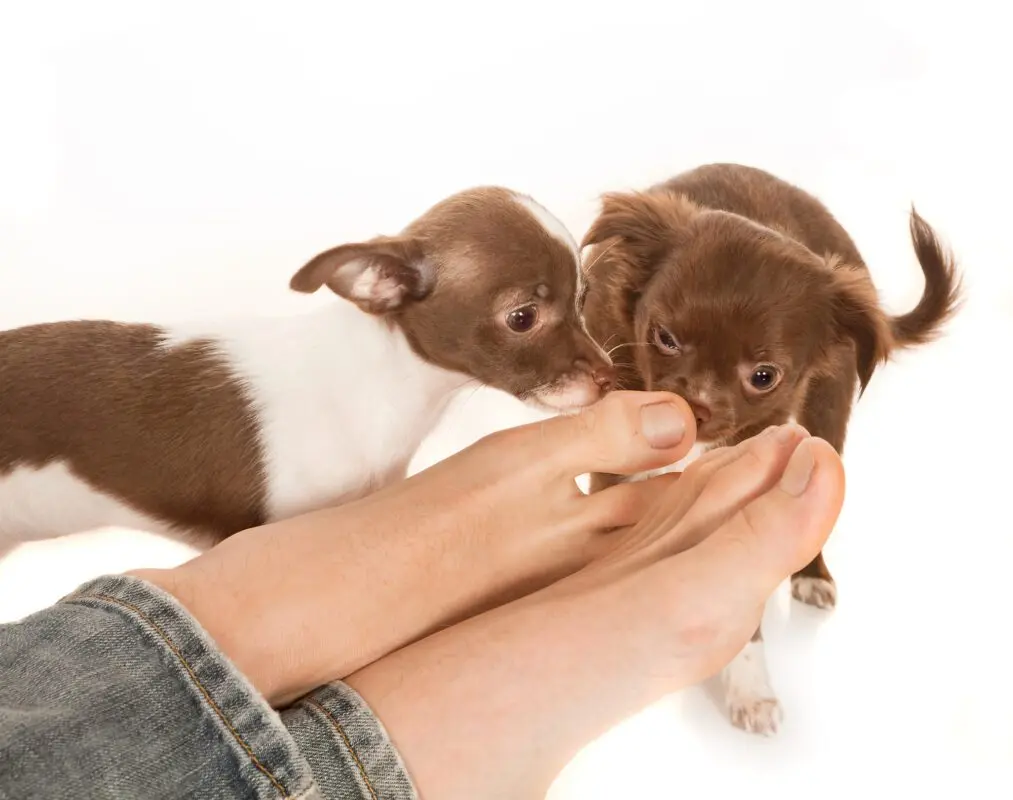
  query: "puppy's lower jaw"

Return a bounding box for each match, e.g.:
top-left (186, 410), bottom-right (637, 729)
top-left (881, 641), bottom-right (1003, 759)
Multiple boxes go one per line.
top-left (722, 640), bottom-right (782, 736)
top-left (792, 575), bottom-right (837, 609)
top-left (527, 377), bottom-right (606, 413)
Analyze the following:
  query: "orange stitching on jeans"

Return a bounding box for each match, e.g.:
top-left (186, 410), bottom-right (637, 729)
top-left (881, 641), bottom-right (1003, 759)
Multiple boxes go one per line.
top-left (305, 697), bottom-right (379, 800)
top-left (87, 594), bottom-right (290, 798)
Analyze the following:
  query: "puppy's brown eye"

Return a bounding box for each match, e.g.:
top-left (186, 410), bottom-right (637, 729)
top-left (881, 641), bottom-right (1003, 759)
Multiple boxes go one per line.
top-left (652, 326), bottom-right (681, 355)
top-left (749, 365), bottom-right (781, 392)
top-left (506, 305), bottom-right (538, 332)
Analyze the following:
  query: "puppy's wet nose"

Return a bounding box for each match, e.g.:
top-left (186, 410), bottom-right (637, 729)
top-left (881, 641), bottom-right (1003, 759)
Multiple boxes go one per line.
top-left (591, 365), bottom-right (615, 392)
top-left (575, 359), bottom-right (616, 394)
top-left (689, 401), bottom-right (711, 426)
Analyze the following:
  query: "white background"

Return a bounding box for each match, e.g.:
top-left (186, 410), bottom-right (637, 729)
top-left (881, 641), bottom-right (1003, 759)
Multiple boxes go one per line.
top-left (1, 0), bottom-right (1010, 795)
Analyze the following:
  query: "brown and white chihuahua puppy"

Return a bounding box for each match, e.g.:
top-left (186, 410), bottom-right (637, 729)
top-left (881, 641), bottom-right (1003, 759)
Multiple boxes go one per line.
top-left (0, 187), bottom-right (613, 556)
top-left (581, 162), bottom-right (961, 735)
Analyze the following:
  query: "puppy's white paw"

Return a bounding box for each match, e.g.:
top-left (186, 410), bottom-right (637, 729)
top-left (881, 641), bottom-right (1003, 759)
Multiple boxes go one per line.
top-left (791, 575), bottom-right (837, 609)
top-left (727, 693), bottom-right (783, 736)
top-left (721, 639), bottom-right (782, 736)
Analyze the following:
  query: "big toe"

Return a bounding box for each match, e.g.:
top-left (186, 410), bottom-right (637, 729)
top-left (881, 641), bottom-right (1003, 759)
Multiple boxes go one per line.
top-left (687, 436), bottom-right (845, 600)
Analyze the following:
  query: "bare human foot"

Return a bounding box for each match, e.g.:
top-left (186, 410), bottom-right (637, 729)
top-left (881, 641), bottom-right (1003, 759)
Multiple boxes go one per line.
top-left (347, 426), bottom-right (845, 800)
top-left (583, 424), bottom-right (826, 737)
top-left (135, 391), bottom-right (699, 705)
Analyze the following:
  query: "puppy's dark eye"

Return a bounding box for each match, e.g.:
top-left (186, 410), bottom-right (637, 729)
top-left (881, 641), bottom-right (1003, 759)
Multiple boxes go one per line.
top-left (506, 305), bottom-right (538, 332)
top-left (652, 326), bottom-right (681, 355)
top-left (749, 365), bottom-right (781, 392)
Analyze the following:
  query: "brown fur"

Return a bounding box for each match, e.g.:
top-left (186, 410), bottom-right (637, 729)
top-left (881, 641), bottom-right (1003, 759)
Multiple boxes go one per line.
top-left (582, 162), bottom-right (961, 609)
top-left (0, 323), bottom-right (267, 539)
top-left (292, 187), bottom-right (615, 404)
top-left (1, 187), bottom-right (613, 545)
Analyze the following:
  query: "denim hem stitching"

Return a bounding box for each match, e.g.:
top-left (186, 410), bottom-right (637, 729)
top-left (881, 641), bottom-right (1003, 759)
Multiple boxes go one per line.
top-left (81, 592), bottom-right (292, 798)
top-left (305, 697), bottom-right (379, 800)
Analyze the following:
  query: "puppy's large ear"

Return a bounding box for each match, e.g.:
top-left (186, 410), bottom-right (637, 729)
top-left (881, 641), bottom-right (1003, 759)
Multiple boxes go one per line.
top-left (289, 236), bottom-right (433, 314)
top-left (828, 262), bottom-right (894, 393)
top-left (581, 190), bottom-right (698, 263)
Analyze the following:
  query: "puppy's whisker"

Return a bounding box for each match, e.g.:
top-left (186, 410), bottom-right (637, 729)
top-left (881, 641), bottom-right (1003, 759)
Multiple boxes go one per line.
top-left (582, 238), bottom-right (621, 275)
top-left (454, 380), bottom-right (484, 410)
top-left (606, 341), bottom-right (647, 359)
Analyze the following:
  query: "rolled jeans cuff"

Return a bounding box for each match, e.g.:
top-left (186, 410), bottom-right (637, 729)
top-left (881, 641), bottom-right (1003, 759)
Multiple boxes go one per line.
top-left (55, 574), bottom-right (416, 799)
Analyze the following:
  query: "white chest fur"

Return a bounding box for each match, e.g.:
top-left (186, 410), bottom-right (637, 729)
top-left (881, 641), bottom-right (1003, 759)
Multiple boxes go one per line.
top-left (164, 304), bottom-right (469, 521)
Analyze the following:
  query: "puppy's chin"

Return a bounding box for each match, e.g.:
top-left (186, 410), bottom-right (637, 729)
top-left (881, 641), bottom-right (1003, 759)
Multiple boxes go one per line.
top-left (695, 422), bottom-right (735, 446)
top-left (525, 378), bottom-right (605, 414)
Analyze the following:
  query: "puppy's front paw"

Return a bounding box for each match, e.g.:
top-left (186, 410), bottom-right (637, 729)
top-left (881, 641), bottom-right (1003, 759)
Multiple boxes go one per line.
top-left (721, 640), bottom-right (782, 736)
top-left (791, 575), bottom-right (837, 609)
top-left (727, 693), bottom-right (783, 736)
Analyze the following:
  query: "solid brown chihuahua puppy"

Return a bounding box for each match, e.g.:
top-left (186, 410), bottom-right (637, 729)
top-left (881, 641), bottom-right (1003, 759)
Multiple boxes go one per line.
top-left (0, 187), bottom-right (614, 557)
top-left (580, 162), bottom-right (961, 735)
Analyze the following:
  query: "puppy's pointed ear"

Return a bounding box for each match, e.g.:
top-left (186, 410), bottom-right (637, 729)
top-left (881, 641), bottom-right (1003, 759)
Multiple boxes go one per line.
top-left (828, 261), bottom-right (893, 393)
top-left (289, 236), bottom-right (433, 314)
top-left (581, 191), bottom-right (698, 263)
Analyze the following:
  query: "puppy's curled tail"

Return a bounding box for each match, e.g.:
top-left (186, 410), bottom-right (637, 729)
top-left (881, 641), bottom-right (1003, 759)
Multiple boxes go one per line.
top-left (890, 208), bottom-right (963, 348)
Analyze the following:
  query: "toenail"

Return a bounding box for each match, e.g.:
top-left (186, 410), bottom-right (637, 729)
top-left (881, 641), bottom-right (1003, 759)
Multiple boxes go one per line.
top-left (641, 402), bottom-right (687, 449)
top-left (780, 438), bottom-right (816, 496)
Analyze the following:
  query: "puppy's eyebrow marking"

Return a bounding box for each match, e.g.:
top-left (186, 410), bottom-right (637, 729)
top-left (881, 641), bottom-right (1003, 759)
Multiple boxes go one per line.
top-left (536, 284), bottom-right (550, 299)
top-left (510, 192), bottom-right (581, 262)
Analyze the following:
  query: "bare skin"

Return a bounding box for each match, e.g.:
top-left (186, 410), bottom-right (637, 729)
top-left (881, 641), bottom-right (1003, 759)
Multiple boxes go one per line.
top-left (137, 392), bottom-right (844, 799)
top-left (134, 391), bottom-right (698, 704)
top-left (348, 425), bottom-right (841, 799)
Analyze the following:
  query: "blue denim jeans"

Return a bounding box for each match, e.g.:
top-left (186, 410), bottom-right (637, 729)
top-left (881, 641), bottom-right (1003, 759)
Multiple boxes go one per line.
top-left (0, 574), bottom-right (418, 799)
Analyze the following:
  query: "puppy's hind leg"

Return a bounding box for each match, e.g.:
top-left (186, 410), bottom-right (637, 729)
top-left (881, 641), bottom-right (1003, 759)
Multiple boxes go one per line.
top-left (792, 550), bottom-right (837, 610)
top-left (793, 370), bottom-right (856, 610)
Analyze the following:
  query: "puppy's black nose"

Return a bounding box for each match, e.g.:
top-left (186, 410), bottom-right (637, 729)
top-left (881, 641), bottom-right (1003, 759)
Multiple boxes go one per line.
top-left (689, 401), bottom-right (711, 426)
